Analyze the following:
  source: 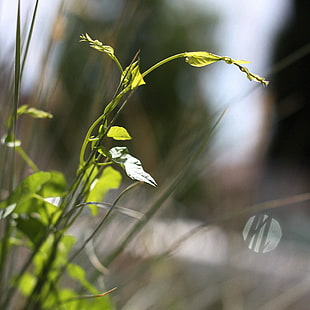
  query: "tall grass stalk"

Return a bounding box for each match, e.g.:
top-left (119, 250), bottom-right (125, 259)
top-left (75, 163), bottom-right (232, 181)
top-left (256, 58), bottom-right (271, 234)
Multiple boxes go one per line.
top-left (0, 0), bottom-right (21, 302)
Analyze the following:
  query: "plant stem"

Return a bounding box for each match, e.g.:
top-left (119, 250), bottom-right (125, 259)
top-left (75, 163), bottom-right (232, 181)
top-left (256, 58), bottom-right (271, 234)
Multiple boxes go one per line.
top-left (16, 146), bottom-right (39, 172)
top-left (142, 53), bottom-right (186, 77)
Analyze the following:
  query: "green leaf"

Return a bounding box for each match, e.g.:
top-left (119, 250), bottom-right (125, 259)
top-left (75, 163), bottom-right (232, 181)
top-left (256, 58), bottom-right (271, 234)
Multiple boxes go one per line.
top-left (17, 104), bottom-right (53, 119)
top-left (67, 263), bottom-right (98, 294)
top-left (221, 57), bottom-right (250, 65)
top-left (35, 196), bottom-right (62, 225)
top-left (107, 126), bottom-right (132, 140)
top-left (53, 235), bottom-right (77, 268)
top-left (80, 33), bottom-right (115, 58)
top-left (0, 171), bottom-right (51, 209)
top-left (38, 171), bottom-right (67, 197)
top-left (0, 171), bottom-right (66, 226)
top-left (80, 33), bottom-right (123, 72)
top-left (86, 166), bottom-right (122, 215)
top-left (185, 51), bottom-right (268, 86)
top-left (185, 51), bottom-right (221, 67)
top-left (108, 147), bottom-right (157, 187)
top-left (122, 61), bottom-right (146, 90)
top-left (17, 272), bottom-right (36, 296)
top-left (15, 216), bottom-right (47, 246)
top-left (0, 204), bottom-right (16, 220)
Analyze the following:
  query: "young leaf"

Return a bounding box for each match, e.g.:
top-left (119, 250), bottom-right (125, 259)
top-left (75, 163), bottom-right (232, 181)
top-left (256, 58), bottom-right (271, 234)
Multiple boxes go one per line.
top-left (107, 126), bottom-right (132, 140)
top-left (2, 172), bottom-right (51, 207)
top-left (185, 51), bottom-right (221, 67)
top-left (221, 57), bottom-right (250, 65)
top-left (0, 171), bottom-right (66, 225)
top-left (80, 33), bottom-right (123, 72)
top-left (184, 51), bottom-right (269, 86)
top-left (86, 166), bottom-right (122, 215)
top-left (80, 33), bottom-right (115, 58)
top-left (17, 104), bottom-right (53, 119)
top-left (108, 147), bottom-right (157, 187)
top-left (122, 61), bottom-right (146, 90)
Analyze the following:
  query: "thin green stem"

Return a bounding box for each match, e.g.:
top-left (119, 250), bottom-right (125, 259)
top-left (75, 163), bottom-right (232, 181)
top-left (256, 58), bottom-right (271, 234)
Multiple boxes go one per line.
top-left (78, 87), bottom-right (128, 167)
top-left (79, 113), bottom-right (106, 167)
top-left (16, 146), bottom-right (39, 172)
top-left (142, 53), bottom-right (186, 77)
top-left (112, 55), bottom-right (123, 73)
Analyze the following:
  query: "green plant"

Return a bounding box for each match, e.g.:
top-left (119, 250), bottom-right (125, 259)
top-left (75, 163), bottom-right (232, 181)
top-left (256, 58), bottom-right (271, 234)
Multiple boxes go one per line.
top-left (0, 11), bottom-right (269, 308)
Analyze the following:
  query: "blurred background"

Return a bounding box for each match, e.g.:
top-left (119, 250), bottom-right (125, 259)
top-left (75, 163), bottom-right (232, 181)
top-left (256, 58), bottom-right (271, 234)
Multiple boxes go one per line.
top-left (1, 0), bottom-right (310, 309)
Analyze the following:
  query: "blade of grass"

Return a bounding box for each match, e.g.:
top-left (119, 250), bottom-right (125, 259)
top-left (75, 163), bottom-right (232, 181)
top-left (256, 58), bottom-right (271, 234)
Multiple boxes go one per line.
top-left (11, 0), bottom-right (21, 189)
top-left (20, 0), bottom-right (40, 79)
top-left (0, 1), bottom-right (21, 307)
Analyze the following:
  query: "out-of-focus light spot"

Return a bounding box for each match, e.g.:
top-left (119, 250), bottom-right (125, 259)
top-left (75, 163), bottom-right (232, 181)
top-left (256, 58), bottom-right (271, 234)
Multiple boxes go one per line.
top-left (243, 214), bottom-right (282, 253)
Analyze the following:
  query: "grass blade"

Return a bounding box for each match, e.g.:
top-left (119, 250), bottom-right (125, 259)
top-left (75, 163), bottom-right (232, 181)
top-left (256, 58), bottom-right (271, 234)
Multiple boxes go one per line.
top-left (21, 0), bottom-right (40, 79)
top-left (0, 1), bottom-right (21, 307)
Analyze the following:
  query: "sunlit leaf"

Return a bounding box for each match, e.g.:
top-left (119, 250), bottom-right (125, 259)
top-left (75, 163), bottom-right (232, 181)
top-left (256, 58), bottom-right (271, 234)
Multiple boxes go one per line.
top-left (80, 33), bottom-right (123, 72)
top-left (185, 51), bottom-right (221, 67)
top-left (44, 197), bottom-right (62, 207)
top-left (0, 171), bottom-right (66, 227)
top-left (80, 33), bottom-right (115, 58)
top-left (36, 196), bottom-right (62, 225)
top-left (107, 126), bottom-right (132, 140)
top-left (122, 61), bottom-right (146, 90)
top-left (184, 51), bottom-right (268, 86)
top-left (18, 272), bottom-right (36, 296)
top-left (17, 104), bottom-right (53, 119)
top-left (67, 263), bottom-right (98, 294)
top-left (108, 147), bottom-right (157, 187)
top-left (220, 56), bottom-right (250, 65)
top-left (3, 172), bottom-right (51, 208)
top-left (38, 171), bottom-right (67, 197)
top-left (0, 204), bottom-right (16, 220)
top-left (86, 166), bottom-right (122, 215)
